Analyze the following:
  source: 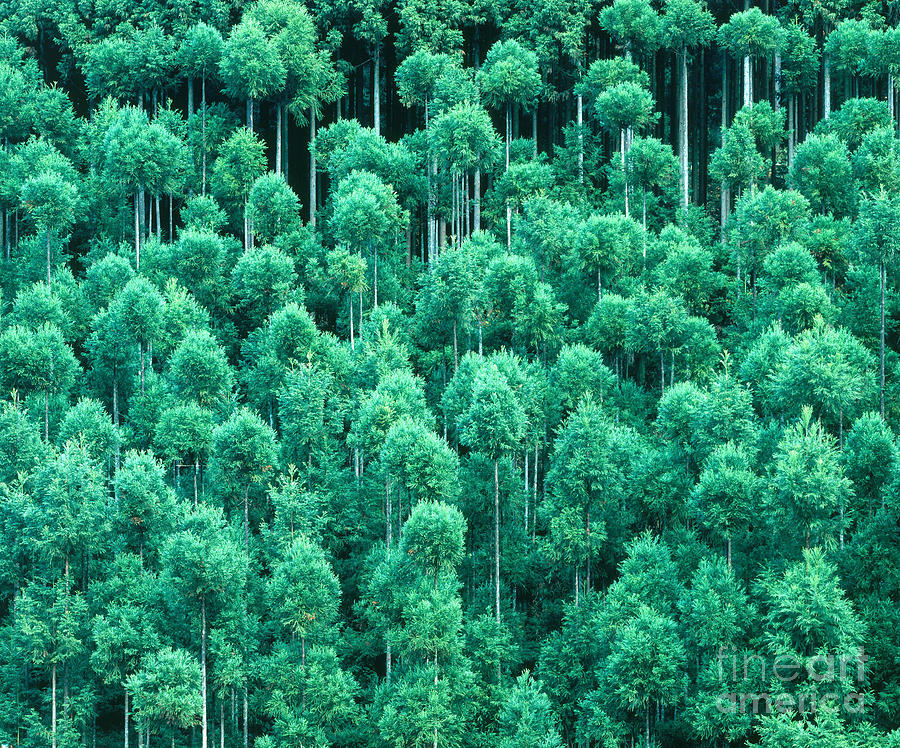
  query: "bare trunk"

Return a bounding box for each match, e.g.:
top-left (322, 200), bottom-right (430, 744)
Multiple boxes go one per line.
top-left (505, 104), bottom-right (511, 249)
top-left (243, 484), bottom-right (249, 553)
top-left (743, 53), bottom-right (752, 108)
top-left (824, 56), bottom-right (831, 119)
top-left (621, 129), bottom-right (629, 217)
top-left (52, 663), bottom-right (57, 748)
top-left (494, 458), bottom-right (500, 623)
top-left (201, 599), bottom-right (207, 748)
top-left (680, 48), bottom-right (689, 211)
top-left (373, 46), bottom-right (381, 136)
top-left (577, 91), bottom-right (584, 183)
top-left (309, 107), bottom-right (317, 226)
top-left (275, 102), bottom-right (283, 175)
top-left (473, 168), bottom-right (481, 231)
top-left (881, 260), bottom-right (886, 418)
top-left (201, 76), bottom-right (208, 195)
top-left (134, 191), bottom-right (141, 269)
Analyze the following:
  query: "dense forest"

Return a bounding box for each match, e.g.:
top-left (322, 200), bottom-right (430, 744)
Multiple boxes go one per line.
top-left (2, 0), bottom-right (900, 745)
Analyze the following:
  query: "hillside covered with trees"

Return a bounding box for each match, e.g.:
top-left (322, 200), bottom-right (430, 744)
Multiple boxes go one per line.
top-left (1, 0), bottom-right (900, 745)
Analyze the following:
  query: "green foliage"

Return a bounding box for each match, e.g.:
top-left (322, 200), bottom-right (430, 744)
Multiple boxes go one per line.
top-left (2, 7), bottom-right (900, 748)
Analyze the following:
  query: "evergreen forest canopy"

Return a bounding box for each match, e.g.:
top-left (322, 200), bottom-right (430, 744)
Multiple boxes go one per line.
top-left (4, 0), bottom-right (900, 744)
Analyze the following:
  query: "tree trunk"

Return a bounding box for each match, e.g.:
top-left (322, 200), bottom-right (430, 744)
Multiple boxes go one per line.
top-left (494, 457), bottom-right (500, 623)
top-left (275, 102), bottom-right (282, 175)
top-left (46, 229), bottom-right (52, 286)
top-left (188, 77), bottom-right (194, 115)
top-left (124, 689), bottom-right (129, 748)
top-left (52, 662), bottom-right (57, 748)
top-left (201, 598), bottom-right (207, 748)
top-left (373, 242), bottom-right (378, 308)
top-left (680, 48), bottom-right (689, 211)
top-left (473, 168), bottom-right (481, 232)
top-left (787, 92), bottom-right (795, 167)
top-left (505, 104), bottom-right (512, 249)
top-left (243, 484), bottom-right (249, 553)
top-left (134, 190), bottom-right (141, 269)
top-left (743, 53), bottom-right (752, 108)
top-left (824, 56), bottom-right (831, 119)
top-left (373, 45), bottom-right (381, 136)
top-left (577, 91), bottom-right (584, 183)
top-left (645, 704), bottom-right (650, 748)
top-left (385, 477), bottom-right (391, 547)
top-left (201, 76), bottom-right (208, 195)
top-left (349, 295), bottom-right (354, 351)
top-left (621, 129), bottom-right (629, 217)
top-left (881, 260), bottom-right (886, 418)
top-left (309, 106), bottom-right (317, 226)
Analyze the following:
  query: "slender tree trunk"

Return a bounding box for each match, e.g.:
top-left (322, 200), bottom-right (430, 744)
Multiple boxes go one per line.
top-left (124, 689), bottom-right (129, 748)
top-left (720, 51), bottom-right (730, 238)
top-left (373, 242), bottom-right (378, 308)
top-left (680, 48), bottom-right (689, 211)
top-left (385, 477), bottom-right (391, 547)
top-left (743, 52), bottom-right (752, 108)
top-left (577, 89), bottom-right (584, 183)
top-left (243, 484), bottom-right (249, 553)
top-left (824, 56), bottom-right (831, 119)
top-left (881, 260), bottom-right (886, 418)
top-left (243, 689), bottom-right (248, 748)
top-left (505, 103), bottom-right (512, 249)
top-left (309, 107), bottom-right (317, 226)
top-left (284, 103), bottom-right (290, 183)
top-left (373, 45), bottom-right (381, 136)
top-left (52, 663), bottom-right (57, 748)
top-left (473, 168), bottom-right (481, 231)
top-left (889, 74), bottom-right (895, 125)
top-left (219, 696), bottom-right (224, 748)
top-left (349, 295), bottom-right (354, 351)
top-left (494, 457), bottom-right (500, 623)
top-left (188, 77), bottom-right (194, 115)
top-left (135, 190), bottom-right (141, 268)
top-left (201, 76), bottom-right (208, 195)
top-left (621, 129), bottom-right (629, 217)
top-left (46, 229), bottom-right (52, 286)
top-left (243, 201), bottom-right (249, 252)
top-left (645, 704), bottom-right (650, 748)
top-left (275, 102), bottom-right (282, 175)
top-left (201, 598), bottom-right (207, 748)
top-left (787, 91), bottom-right (795, 167)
